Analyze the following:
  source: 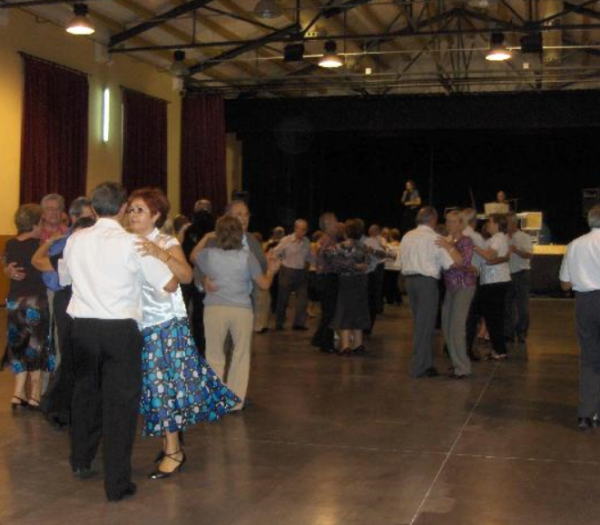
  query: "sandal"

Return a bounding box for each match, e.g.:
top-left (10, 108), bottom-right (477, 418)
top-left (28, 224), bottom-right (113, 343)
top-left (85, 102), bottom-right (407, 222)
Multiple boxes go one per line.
top-left (28, 398), bottom-right (41, 411)
top-left (11, 396), bottom-right (29, 410)
top-left (149, 450), bottom-right (187, 479)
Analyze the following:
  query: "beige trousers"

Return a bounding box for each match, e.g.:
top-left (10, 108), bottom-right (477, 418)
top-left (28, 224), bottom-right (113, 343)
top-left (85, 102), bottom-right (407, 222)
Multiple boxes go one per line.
top-left (204, 305), bottom-right (254, 407)
top-left (254, 289), bottom-right (272, 332)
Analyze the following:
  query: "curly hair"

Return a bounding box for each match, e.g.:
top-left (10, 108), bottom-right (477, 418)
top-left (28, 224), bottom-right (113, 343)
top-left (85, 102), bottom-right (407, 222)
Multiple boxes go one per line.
top-left (129, 187), bottom-right (171, 228)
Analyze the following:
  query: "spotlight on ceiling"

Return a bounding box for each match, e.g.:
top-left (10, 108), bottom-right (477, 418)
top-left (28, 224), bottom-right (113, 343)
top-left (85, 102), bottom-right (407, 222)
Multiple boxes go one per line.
top-left (66, 3), bottom-right (95, 36)
top-left (284, 43), bottom-right (305, 62)
top-left (486, 32), bottom-right (511, 61)
top-left (254, 0), bottom-right (282, 19)
top-left (170, 50), bottom-right (189, 77)
top-left (318, 40), bottom-right (343, 69)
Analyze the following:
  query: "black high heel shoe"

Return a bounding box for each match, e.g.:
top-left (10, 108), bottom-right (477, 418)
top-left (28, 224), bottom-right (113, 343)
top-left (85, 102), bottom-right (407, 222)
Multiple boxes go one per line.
top-left (154, 431), bottom-right (185, 463)
top-left (10, 396), bottom-right (28, 410)
top-left (149, 450), bottom-right (187, 479)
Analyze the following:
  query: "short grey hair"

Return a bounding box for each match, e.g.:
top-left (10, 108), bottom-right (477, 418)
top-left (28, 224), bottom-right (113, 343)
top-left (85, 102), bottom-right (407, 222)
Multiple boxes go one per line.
top-left (69, 197), bottom-right (92, 219)
top-left (588, 205), bottom-right (600, 229)
top-left (225, 199), bottom-right (249, 215)
top-left (445, 209), bottom-right (467, 229)
top-left (194, 198), bottom-right (212, 213)
top-left (416, 206), bottom-right (437, 226)
top-left (462, 208), bottom-right (477, 225)
top-left (319, 212), bottom-right (337, 231)
top-left (41, 193), bottom-right (65, 210)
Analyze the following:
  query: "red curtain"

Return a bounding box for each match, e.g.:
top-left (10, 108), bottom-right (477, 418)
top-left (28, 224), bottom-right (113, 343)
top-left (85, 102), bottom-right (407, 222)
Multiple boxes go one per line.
top-left (122, 88), bottom-right (168, 192)
top-left (180, 94), bottom-right (227, 217)
top-left (20, 55), bottom-right (88, 204)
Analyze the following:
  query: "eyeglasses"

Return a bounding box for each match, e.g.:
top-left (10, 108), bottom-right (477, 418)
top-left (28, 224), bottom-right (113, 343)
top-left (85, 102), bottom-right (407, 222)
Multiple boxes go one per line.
top-left (127, 206), bottom-right (150, 215)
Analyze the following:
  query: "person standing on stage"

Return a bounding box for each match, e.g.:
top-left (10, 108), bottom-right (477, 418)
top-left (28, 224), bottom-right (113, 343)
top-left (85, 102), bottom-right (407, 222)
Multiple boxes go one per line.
top-left (560, 205), bottom-right (600, 431)
top-left (62, 182), bottom-right (177, 502)
top-left (311, 213), bottom-right (340, 353)
top-left (273, 219), bottom-right (315, 331)
top-left (401, 180), bottom-right (422, 235)
top-left (398, 207), bottom-right (461, 378)
top-left (505, 212), bottom-right (533, 344)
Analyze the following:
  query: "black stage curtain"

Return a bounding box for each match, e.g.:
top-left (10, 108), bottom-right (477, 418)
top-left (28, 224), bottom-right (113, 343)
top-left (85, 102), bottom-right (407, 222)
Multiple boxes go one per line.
top-left (242, 129), bottom-right (600, 243)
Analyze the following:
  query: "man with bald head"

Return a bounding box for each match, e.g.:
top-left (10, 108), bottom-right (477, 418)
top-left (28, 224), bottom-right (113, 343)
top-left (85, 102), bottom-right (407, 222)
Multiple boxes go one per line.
top-left (273, 219), bottom-right (315, 331)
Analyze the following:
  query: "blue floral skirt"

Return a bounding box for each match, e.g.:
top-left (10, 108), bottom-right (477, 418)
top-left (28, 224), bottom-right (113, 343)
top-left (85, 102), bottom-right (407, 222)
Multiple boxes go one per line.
top-left (140, 317), bottom-right (240, 437)
top-left (6, 296), bottom-right (53, 374)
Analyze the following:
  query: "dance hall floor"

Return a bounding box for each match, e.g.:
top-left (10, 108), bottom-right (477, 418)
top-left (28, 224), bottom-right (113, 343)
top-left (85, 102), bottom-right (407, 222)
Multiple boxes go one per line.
top-left (0, 299), bottom-right (595, 525)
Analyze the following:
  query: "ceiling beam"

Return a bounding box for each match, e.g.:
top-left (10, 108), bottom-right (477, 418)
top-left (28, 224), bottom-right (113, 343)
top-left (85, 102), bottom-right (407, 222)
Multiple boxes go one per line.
top-left (109, 0), bottom-right (215, 48)
top-left (187, 23), bottom-right (300, 75)
top-left (563, 0), bottom-right (600, 21)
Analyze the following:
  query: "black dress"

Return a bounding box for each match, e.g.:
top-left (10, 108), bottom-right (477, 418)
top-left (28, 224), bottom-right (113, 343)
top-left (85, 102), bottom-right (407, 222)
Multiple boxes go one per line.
top-left (328, 240), bottom-right (371, 330)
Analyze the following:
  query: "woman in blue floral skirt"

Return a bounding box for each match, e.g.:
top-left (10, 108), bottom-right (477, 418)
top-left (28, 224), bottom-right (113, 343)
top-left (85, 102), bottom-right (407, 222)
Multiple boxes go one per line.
top-left (128, 188), bottom-right (240, 479)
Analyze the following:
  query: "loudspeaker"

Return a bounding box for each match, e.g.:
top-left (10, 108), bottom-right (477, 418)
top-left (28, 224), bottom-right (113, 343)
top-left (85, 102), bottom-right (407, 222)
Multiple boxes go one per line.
top-left (284, 43), bottom-right (305, 62)
top-left (582, 188), bottom-right (600, 218)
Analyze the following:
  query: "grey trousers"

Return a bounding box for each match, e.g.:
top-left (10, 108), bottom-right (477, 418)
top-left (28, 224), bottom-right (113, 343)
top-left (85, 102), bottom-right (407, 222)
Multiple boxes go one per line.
top-left (276, 266), bottom-right (309, 328)
top-left (442, 287), bottom-right (475, 376)
top-left (576, 292), bottom-right (600, 418)
top-left (406, 276), bottom-right (440, 377)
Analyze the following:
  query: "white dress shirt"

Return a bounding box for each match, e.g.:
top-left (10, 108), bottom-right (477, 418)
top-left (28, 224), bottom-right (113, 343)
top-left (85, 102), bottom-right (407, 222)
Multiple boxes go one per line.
top-left (480, 232), bottom-right (511, 285)
top-left (463, 225), bottom-right (486, 274)
top-left (273, 234), bottom-right (314, 270)
top-left (560, 229), bottom-right (600, 292)
top-left (63, 218), bottom-right (173, 323)
top-left (509, 230), bottom-right (533, 273)
top-left (398, 225), bottom-right (454, 279)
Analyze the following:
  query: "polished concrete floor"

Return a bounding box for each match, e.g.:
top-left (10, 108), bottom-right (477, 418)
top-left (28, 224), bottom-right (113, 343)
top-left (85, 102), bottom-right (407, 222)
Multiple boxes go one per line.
top-left (0, 299), bottom-right (595, 525)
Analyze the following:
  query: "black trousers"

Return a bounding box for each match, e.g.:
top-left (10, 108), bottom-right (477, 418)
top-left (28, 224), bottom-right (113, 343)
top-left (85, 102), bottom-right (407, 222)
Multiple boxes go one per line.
top-left (41, 288), bottom-right (74, 423)
top-left (311, 273), bottom-right (338, 350)
top-left (366, 270), bottom-right (380, 333)
top-left (383, 270), bottom-right (402, 305)
top-left (373, 264), bottom-right (385, 314)
top-left (479, 283), bottom-right (510, 356)
top-left (182, 285), bottom-right (206, 355)
top-left (70, 318), bottom-right (142, 499)
top-left (575, 291), bottom-right (600, 417)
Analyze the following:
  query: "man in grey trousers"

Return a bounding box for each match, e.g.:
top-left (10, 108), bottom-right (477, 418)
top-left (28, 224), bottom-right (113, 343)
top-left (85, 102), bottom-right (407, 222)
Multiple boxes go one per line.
top-left (505, 212), bottom-right (533, 343)
top-left (560, 205), bottom-right (600, 431)
top-left (399, 207), bottom-right (459, 378)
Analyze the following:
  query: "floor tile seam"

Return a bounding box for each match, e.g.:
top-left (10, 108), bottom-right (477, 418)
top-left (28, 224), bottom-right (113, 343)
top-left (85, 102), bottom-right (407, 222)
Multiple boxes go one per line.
top-left (408, 362), bottom-right (500, 525)
top-left (450, 452), bottom-right (600, 466)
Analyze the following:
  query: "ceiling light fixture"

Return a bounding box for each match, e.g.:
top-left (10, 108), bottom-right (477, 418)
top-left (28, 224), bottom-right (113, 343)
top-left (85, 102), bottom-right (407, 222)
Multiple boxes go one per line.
top-left (318, 40), bottom-right (343, 69)
top-left (254, 0), bottom-right (282, 19)
top-left (66, 3), bottom-right (95, 36)
top-left (170, 50), bottom-right (189, 77)
top-left (486, 32), bottom-right (511, 61)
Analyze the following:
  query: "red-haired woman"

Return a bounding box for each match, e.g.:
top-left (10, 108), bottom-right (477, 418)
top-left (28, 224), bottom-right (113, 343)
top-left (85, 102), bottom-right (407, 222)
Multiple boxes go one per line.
top-left (128, 188), bottom-right (240, 480)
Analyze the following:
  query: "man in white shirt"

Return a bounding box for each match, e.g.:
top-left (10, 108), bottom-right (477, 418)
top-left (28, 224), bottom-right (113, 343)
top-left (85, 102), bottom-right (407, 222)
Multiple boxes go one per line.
top-left (399, 207), bottom-right (458, 378)
top-left (505, 213), bottom-right (533, 343)
top-left (62, 182), bottom-right (176, 502)
top-left (560, 205), bottom-right (600, 431)
top-left (273, 219), bottom-right (315, 330)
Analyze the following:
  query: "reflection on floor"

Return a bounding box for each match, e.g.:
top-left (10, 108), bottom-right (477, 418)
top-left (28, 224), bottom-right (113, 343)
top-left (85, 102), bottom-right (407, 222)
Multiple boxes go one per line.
top-left (0, 299), bottom-right (592, 525)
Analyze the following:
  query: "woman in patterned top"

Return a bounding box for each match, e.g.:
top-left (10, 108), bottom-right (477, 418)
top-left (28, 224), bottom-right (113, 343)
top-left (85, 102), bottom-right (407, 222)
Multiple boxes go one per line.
top-left (2, 204), bottom-right (53, 410)
top-left (438, 211), bottom-right (476, 378)
top-left (326, 218), bottom-right (373, 357)
top-left (128, 188), bottom-right (240, 480)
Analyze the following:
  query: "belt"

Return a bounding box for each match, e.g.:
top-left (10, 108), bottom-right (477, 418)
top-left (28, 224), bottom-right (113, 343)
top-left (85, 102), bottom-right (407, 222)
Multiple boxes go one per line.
top-left (404, 274), bottom-right (437, 280)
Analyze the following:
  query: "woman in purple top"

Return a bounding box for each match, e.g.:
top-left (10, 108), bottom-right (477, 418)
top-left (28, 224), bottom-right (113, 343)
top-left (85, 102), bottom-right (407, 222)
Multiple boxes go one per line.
top-left (438, 211), bottom-right (476, 378)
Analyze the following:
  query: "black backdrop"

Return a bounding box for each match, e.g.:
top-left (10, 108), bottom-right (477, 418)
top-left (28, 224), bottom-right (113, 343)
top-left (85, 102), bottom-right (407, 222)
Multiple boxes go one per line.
top-left (227, 92), bottom-right (600, 243)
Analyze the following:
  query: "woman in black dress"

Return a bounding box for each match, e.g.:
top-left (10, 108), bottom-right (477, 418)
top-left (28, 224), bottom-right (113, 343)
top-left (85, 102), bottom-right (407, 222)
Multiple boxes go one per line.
top-left (2, 204), bottom-right (52, 410)
top-left (327, 219), bottom-right (373, 357)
